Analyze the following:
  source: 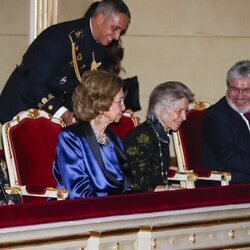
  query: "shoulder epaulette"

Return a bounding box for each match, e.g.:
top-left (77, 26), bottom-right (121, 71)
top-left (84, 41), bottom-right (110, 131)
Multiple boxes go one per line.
top-left (69, 29), bottom-right (84, 44)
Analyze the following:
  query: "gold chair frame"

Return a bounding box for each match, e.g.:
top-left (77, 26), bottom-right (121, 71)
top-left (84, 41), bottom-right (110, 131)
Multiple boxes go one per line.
top-left (2, 109), bottom-right (68, 200)
top-left (172, 101), bottom-right (231, 187)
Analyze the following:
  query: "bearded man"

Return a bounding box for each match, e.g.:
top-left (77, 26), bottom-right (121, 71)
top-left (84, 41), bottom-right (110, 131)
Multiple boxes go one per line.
top-left (202, 60), bottom-right (250, 183)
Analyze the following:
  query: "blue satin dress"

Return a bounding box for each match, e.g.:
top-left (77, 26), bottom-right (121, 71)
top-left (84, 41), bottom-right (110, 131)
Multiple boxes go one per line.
top-left (53, 122), bottom-right (127, 199)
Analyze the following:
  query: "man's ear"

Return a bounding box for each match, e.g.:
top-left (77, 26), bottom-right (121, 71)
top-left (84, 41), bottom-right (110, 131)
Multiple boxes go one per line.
top-left (96, 12), bottom-right (105, 24)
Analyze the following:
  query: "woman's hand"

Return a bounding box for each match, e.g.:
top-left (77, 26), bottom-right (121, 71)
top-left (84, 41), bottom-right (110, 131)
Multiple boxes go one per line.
top-left (154, 185), bottom-right (168, 192)
top-left (60, 111), bottom-right (76, 125)
top-left (154, 185), bottom-right (182, 192)
top-left (0, 199), bottom-right (14, 205)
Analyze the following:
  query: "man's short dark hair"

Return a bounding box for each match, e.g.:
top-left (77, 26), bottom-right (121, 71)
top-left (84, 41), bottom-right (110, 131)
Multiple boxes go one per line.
top-left (94, 0), bottom-right (131, 19)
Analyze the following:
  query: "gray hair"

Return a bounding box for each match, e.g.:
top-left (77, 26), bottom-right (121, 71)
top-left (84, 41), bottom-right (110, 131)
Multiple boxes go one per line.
top-left (226, 60), bottom-right (250, 87)
top-left (93, 0), bottom-right (131, 19)
top-left (146, 81), bottom-right (194, 120)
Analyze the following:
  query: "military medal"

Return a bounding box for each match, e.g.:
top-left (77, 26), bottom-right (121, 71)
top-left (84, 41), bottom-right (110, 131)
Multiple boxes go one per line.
top-left (91, 52), bottom-right (97, 70)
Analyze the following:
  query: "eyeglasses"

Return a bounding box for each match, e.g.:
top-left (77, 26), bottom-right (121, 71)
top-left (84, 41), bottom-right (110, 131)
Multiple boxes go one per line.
top-left (228, 87), bottom-right (250, 95)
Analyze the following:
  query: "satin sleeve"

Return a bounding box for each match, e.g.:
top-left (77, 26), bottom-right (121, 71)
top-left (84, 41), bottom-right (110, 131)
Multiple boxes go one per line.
top-left (53, 130), bottom-right (96, 199)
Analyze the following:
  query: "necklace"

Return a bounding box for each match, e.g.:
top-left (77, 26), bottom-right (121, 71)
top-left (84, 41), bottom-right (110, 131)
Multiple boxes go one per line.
top-left (148, 117), bottom-right (170, 143)
top-left (95, 132), bottom-right (109, 145)
top-left (148, 117), bottom-right (170, 189)
top-left (151, 126), bottom-right (169, 188)
top-left (156, 133), bottom-right (169, 187)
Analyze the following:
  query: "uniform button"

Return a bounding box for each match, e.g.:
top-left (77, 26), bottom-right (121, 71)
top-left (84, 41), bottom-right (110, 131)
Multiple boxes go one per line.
top-left (42, 97), bottom-right (47, 104)
top-left (48, 93), bottom-right (54, 99)
top-left (48, 105), bottom-right (53, 110)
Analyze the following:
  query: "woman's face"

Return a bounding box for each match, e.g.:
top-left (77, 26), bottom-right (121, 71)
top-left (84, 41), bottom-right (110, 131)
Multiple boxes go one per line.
top-left (159, 98), bottom-right (189, 131)
top-left (103, 88), bottom-right (125, 123)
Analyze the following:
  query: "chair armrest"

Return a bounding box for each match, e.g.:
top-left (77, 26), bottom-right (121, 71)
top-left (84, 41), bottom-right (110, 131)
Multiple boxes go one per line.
top-left (168, 170), bottom-right (197, 189)
top-left (209, 171), bottom-right (231, 186)
top-left (5, 186), bottom-right (22, 195)
top-left (193, 168), bottom-right (231, 186)
top-left (14, 185), bottom-right (68, 200)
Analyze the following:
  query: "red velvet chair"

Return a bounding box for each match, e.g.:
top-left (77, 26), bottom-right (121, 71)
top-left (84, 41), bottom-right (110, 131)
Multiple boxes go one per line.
top-left (108, 112), bottom-right (140, 139)
top-left (2, 109), bottom-right (68, 203)
top-left (172, 101), bottom-right (231, 186)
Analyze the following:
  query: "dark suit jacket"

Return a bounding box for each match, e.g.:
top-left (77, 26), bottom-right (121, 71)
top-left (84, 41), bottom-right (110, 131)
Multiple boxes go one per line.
top-left (201, 97), bottom-right (250, 183)
top-left (0, 17), bottom-right (107, 123)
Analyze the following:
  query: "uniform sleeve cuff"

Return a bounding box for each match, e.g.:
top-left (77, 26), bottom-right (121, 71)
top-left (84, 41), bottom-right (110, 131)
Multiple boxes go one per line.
top-left (53, 106), bottom-right (68, 118)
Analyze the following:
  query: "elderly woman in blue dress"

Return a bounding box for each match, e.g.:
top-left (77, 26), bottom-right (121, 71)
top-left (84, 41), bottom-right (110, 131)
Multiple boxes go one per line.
top-left (53, 70), bottom-right (132, 199)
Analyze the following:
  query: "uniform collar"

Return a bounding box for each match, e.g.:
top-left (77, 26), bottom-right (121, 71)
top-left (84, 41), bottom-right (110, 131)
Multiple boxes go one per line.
top-left (89, 18), bottom-right (99, 44)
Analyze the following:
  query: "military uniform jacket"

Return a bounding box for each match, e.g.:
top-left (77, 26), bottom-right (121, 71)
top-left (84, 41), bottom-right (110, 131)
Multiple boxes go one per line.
top-left (0, 17), bottom-right (107, 123)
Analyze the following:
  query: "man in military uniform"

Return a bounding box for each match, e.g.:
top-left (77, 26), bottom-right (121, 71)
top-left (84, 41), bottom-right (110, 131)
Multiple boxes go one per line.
top-left (0, 0), bottom-right (130, 125)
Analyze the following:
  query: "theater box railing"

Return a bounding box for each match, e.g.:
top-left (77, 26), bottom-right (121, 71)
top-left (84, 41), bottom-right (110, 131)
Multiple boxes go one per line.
top-left (1, 184), bottom-right (250, 249)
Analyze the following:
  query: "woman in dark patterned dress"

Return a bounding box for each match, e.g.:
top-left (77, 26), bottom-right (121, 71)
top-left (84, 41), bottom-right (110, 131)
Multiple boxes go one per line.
top-left (123, 81), bottom-right (194, 192)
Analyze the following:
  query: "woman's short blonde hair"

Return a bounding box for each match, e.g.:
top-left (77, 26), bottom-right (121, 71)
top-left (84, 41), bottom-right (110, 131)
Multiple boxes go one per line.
top-left (72, 70), bottom-right (123, 121)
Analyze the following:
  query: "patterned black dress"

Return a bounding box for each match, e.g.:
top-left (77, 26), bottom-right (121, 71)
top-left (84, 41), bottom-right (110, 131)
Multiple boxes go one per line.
top-left (123, 119), bottom-right (170, 192)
